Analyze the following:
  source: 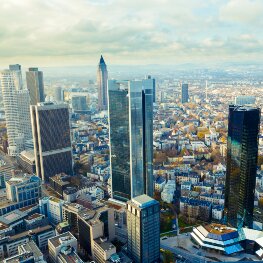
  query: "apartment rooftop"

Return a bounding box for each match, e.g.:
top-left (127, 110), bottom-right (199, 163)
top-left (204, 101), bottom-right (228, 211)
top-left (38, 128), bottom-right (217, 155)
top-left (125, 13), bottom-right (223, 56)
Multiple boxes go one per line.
top-left (19, 240), bottom-right (43, 259)
top-left (48, 231), bottom-right (76, 248)
top-left (94, 237), bottom-right (116, 251)
top-left (0, 210), bottom-right (27, 225)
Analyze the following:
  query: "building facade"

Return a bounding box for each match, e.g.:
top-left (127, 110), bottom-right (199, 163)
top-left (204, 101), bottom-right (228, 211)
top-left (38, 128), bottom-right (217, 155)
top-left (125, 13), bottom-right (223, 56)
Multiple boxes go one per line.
top-left (0, 65), bottom-right (32, 156)
top-left (31, 102), bottom-right (73, 181)
top-left (97, 55), bottom-right (108, 111)
top-left (181, 83), bottom-right (189, 103)
top-left (108, 79), bottom-right (154, 202)
top-left (26, 67), bottom-right (45, 105)
top-left (127, 195), bottom-right (160, 263)
top-left (225, 105), bottom-right (261, 227)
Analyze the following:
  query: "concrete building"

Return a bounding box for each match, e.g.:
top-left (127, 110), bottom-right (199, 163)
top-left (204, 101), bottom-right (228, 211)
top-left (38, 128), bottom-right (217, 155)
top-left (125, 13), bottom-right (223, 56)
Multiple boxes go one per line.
top-left (31, 102), bottom-right (73, 181)
top-left (5, 174), bottom-right (41, 210)
top-left (127, 195), bottom-right (160, 263)
top-left (161, 180), bottom-right (176, 203)
top-left (26, 67), bottom-right (45, 105)
top-left (93, 237), bottom-right (116, 263)
top-left (17, 150), bottom-right (36, 174)
top-left (48, 232), bottom-right (81, 263)
top-left (39, 196), bottom-right (64, 226)
top-left (0, 65), bottom-right (32, 155)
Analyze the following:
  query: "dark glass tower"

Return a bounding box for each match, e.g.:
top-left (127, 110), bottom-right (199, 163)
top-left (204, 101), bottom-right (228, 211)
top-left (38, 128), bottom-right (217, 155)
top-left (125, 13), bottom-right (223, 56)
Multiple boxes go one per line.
top-left (108, 79), bottom-right (154, 202)
top-left (31, 102), bottom-right (73, 181)
top-left (26, 68), bottom-right (45, 105)
top-left (97, 55), bottom-right (108, 111)
top-left (127, 195), bottom-right (160, 263)
top-left (181, 83), bottom-right (189, 103)
top-left (225, 105), bottom-right (261, 227)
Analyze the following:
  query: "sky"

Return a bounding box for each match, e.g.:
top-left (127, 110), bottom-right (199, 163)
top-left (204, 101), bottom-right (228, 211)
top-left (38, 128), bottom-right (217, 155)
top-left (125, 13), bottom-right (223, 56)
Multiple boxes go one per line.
top-left (0, 0), bottom-right (262, 67)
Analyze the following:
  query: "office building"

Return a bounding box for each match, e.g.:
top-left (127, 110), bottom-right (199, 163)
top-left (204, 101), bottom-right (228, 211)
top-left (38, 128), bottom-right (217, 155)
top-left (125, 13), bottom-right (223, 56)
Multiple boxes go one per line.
top-left (31, 102), bottom-right (73, 181)
top-left (71, 95), bottom-right (87, 111)
top-left (0, 65), bottom-right (32, 156)
top-left (39, 196), bottom-right (64, 225)
top-left (54, 86), bottom-right (63, 102)
top-left (235, 95), bottom-right (256, 105)
top-left (225, 105), bottom-right (261, 227)
top-left (18, 150), bottom-right (36, 174)
top-left (48, 232), bottom-right (82, 263)
top-left (5, 174), bottom-right (41, 209)
top-left (108, 79), bottom-right (153, 202)
top-left (97, 55), bottom-right (108, 111)
top-left (26, 67), bottom-right (45, 105)
top-left (146, 75), bottom-right (156, 103)
top-left (126, 195), bottom-right (160, 263)
top-left (181, 83), bottom-right (189, 103)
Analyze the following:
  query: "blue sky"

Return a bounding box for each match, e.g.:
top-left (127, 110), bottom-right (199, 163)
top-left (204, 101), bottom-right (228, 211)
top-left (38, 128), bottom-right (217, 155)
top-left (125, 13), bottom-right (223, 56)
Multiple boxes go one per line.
top-left (0, 0), bottom-right (262, 67)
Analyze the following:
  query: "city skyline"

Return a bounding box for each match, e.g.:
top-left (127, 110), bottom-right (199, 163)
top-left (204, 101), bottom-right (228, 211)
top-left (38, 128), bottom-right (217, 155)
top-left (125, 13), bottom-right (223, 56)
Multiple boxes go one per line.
top-left (0, 0), bottom-right (263, 67)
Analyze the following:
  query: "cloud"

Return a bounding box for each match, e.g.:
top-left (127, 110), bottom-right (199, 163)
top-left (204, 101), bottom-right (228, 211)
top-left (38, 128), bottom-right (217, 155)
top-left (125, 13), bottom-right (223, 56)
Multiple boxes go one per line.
top-left (219, 0), bottom-right (263, 25)
top-left (0, 0), bottom-right (262, 67)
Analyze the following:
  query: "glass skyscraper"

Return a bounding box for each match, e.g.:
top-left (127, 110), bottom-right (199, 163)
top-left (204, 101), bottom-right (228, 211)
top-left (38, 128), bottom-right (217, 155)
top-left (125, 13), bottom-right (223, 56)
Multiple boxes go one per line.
top-left (225, 105), bottom-right (261, 227)
top-left (181, 83), bottom-right (189, 103)
top-left (108, 79), bottom-right (153, 202)
top-left (26, 67), bottom-right (45, 105)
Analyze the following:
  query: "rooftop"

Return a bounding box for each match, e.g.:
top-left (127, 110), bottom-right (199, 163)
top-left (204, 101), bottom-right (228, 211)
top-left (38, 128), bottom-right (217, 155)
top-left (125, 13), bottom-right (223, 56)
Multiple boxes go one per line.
top-left (131, 194), bottom-right (159, 208)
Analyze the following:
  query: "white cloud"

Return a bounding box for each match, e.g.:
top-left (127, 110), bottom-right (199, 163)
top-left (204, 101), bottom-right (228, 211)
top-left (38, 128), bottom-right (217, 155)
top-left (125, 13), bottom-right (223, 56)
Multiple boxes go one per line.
top-left (0, 0), bottom-right (262, 66)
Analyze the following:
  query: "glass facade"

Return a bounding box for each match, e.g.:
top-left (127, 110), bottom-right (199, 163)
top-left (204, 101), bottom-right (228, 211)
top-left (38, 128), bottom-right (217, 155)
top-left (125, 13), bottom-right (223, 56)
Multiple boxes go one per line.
top-left (26, 68), bottom-right (45, 105)
top-left (31, 103), bottom-right (73, 182)
top-left (127, 196), bottom-right (160, 263)
top-left (108, 80), bottom-right (153, 202)
top-left (181, 83), bottom-right (189, 103)
top-left (108, 80), bottom-right (131, 201)
top-left (97, 56), bottom-right (108, 111)
top-left (225, 105), bottom-right (260, 227)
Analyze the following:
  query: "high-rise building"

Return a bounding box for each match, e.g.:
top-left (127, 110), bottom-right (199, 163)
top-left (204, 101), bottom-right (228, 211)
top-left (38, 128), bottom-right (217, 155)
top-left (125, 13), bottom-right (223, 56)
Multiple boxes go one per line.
top-left (127, 195), bottom-right (160, 263)
top-left (54, 86), bottom-right (63, 102)
top-left (26, 67), bottom-right (45, 105)
top-left (31, 102), bottom-right (73, 181)
top-left (225, 105), bottom-right (261, 227)
top-left (181, 83), bottom-right (189, 103)
top-left (108, 79), bottom-right (153, 202)
top-left (146, 75), bottom-right (156, 103)
top-left (234, 95), bottom-right (256, 105)
top-left (97, 55), bottom-right (108, 111)
top-left (0, 65), bottom-right (32, 156)
top-left (71, 95), bottom-right (87, 111)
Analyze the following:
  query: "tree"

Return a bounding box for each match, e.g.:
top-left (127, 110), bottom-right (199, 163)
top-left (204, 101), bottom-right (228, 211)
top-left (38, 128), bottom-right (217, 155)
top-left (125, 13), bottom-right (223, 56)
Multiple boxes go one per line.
top-left (162, 250), bottom-right (175, 262)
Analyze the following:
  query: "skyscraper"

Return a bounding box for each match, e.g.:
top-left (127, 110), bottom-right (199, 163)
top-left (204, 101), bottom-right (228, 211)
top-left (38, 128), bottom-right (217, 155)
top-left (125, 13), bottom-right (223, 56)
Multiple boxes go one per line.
top-left (71, 96), bottom-right (87, 111)
top-left (146, 75), bottom-right (156, 103)
top-left (97, 55), bottom-right (108, 111)
top-left (127, 195), bottom-right (160, 263)
top-left (108, 79), bottom-right (153, 202)
top-left (225, 105), bottom-right (261, 227)
top-left (181, 83), bottom-right (189, 103)
top-left (26, 67), bottom-right (45, 105)
top-left (31, 102), bottom-right (73, 181)
top-left (0, 65), bottom-right (32, 156)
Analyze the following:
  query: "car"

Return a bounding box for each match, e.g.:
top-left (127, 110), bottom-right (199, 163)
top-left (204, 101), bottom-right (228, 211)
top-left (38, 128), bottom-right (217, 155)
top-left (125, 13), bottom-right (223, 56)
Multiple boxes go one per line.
top-left (161, 237), bottom-right (168, 240)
